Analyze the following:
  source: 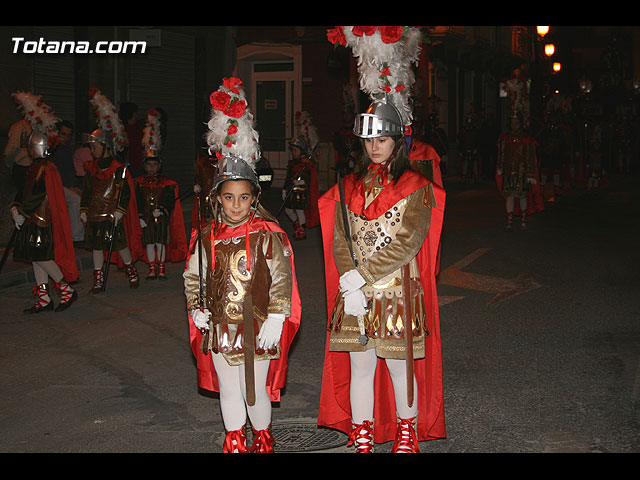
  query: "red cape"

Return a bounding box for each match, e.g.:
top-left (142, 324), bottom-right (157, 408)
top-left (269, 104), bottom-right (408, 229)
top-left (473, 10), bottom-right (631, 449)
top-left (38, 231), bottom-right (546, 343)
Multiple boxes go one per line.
top-left (185, 216), bottom-right (301, 403)
top-left (44, 161), bottom-right (79, 282)
top-left (317, 170), bottom-right (447, 443)
top-left (134, 175), bottom-right (188, 263)
top-left (496, 134), bottom-right (544, 215)
top-left (84, 158), bottom-right (145, 267)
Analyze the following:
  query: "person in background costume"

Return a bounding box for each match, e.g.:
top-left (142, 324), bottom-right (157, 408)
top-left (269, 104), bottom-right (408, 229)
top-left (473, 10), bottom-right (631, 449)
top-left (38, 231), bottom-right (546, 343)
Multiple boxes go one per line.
top-left (9, 92), bottom-right (78, 313)
top-left (320, 26), bottom-right (446, 453)
top-left (281, 111), bottom-right (320, 240)
top-left (134, 108), bottom-right (187, 280)
top-left (184, 77), bottom-right (301, 453)
top-left (80, 88), bottom-right (143, 292)
top-left (496, 110), bottom-right (543, 231)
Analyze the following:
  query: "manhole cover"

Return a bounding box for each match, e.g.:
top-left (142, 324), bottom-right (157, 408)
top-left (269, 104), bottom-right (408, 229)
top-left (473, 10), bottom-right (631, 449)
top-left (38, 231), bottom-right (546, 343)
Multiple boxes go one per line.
top-left (268, 420), bottom-right (347, 452)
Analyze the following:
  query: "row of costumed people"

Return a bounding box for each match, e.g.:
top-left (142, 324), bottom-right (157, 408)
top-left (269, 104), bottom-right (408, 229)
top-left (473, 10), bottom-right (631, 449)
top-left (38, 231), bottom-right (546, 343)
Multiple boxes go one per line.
top-left (7, 89), bottom-right (187, 313)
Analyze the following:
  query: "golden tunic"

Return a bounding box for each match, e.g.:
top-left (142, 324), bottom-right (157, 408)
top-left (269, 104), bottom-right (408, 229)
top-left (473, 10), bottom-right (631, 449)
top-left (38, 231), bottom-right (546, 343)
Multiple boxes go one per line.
top-left (184, 215), bottom-right (293, 366)
top-left (328, 168), bottom-right (435, 360)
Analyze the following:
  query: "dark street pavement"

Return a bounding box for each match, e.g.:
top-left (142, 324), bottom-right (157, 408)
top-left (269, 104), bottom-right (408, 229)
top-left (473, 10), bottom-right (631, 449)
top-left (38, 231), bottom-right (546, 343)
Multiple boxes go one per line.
top-left (1, 174), bottom-right (639, 453)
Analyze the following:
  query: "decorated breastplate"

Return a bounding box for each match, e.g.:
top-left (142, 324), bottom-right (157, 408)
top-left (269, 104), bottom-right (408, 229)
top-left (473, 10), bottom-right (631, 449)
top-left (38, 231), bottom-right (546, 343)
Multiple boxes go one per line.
top-left (22, 163), bottom-right (50, 227)
top-left (88, 174), bottom-right (120, 221)
top-left (205, 231), bottom-right (270, 325)
top-left (139, 183), bottom-right (164, 220)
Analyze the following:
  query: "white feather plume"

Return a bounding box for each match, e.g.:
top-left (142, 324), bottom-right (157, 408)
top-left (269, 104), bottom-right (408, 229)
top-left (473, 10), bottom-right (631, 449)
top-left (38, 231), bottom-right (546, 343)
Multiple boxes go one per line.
top-left (12, 91), bottom-right (60, 139)
top-left (341, 26), bottom-right (422, 127)
top-left (295, 111), bottom-right (319, 156)
top-left (88, 88), bottom-right (128, 153)
top-left (142, 108), bottom-right (163, 153)
top-left (205, 77), bottom-right (260, 170)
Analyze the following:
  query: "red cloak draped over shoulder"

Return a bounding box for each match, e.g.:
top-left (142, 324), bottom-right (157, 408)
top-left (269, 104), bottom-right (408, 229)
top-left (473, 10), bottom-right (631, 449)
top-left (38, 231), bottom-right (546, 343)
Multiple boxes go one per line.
top-left (44, 161), bottom-right (79, 282)
top-left (317, 169), bottom-right (447, 444)
top-left (185, 216), bottom-right (301, 403)
top-left (134, 175), bottom-right (188, 263)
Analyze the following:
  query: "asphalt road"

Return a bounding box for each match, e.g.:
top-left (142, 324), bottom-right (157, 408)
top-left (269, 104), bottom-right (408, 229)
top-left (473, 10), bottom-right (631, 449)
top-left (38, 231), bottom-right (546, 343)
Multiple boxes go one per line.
top-left (1, 175), bottom-right (639, 454)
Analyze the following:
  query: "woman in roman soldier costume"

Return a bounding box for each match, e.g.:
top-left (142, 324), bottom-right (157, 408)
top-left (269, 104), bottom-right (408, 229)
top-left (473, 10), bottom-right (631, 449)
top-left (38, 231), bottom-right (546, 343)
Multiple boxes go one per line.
top-left (319, 26), bottom-right (446, 453)
top-left (183, 77), bottom-right (301, 453)
top-left (134, 109), bottom-right (187, 280)
top-left (281, 111), bottom-right (320, 240)
top-left (80, 88), bottom-right (143, 292)
top-left (9, 92), bottom-right (79, 313)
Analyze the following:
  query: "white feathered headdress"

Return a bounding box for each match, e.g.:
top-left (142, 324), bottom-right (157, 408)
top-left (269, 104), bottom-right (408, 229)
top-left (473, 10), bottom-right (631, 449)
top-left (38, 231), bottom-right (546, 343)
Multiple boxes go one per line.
top-left (328, 26), bottom-right (423, 129)
top-left (88, 87), bottom-right (128, 153)
top-left (12, 91), bottom-right (60, 143)
top-left (142, 108), bottom-right (163, 158)
top-left (294, 111), bottom-right (319, 156)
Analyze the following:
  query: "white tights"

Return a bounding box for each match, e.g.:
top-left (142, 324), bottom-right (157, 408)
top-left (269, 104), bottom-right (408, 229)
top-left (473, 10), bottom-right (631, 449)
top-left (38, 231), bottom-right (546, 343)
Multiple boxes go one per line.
top-left (285, 208), bottom-right (305, 225)
top-left (505, 195), bottom-right (527, 214)
top-left (33, 260), bottom-right (64, 285)
top-left (349, 349), bottom-right (418, 424)
top-left (92, 247), bottom-right (132, 269)
top-left (211, 353), bottom-right (272, 431)
top-left (146, 243), bottom-right (166, 263)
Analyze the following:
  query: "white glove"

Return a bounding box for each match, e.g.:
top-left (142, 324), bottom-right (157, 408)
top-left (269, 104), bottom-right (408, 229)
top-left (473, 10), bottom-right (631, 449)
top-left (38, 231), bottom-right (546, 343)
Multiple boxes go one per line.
top-left (293, 178), bottom-right (305, 186)
top-left (10, 206), bottom-right (25, 230)
top-left (80, 211), bottom-right (87, 224)
top-left (139, 218), bottom-right (147, 228)
top-left (191, 308), bottom-right (211, 331)
top-left (339, 269), bottom-right (366, 294)
top-left (114, 211), bottom-right (124, 225)
top-left (152, 209), bottom-right (163, 218)
top-left (258, 313), bottom-right (285, 350)
top-left (343, 289), bottom-right (368, 317)
top-left (527, 177), bottom-right (537, 185)
top-left (281, 189), bottom-right (287, 200)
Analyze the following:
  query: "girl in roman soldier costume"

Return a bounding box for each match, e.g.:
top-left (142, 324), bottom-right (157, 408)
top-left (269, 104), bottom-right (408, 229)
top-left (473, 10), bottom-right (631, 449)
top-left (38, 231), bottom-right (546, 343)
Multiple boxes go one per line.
top-left (134, 109), bottom-right (187, 280)
top-left (281, 111), bottom-right (320, 240)
top-left (183, 77), bottom-right (301, 453)
top-left (9, 92), bottom-right (79, 313)
top-left (319, 26), bottom-right (446, 453)
top-left (80, 88), bottom-right (144, 292)
top-left (496, 110), bottom-right (544, 231)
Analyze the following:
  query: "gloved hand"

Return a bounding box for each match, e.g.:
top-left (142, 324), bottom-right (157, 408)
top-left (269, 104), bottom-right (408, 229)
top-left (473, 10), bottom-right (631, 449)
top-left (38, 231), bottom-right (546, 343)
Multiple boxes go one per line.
top-left (343, 289), bottom-right (368, 317)
top-left (80, 211), bottom-right (87, 224)
top-left (339, 269), bottom-right (366, 295)
top-left (258, 313), bottom-right (285, 350)
top-left (191, 308), bottom-right (211, 331)
top-left (527, 177), bottom-right (537, 185)
top-left (293, 178), bottom-right (305, 186)
top-left (10, 206), bottom-right (25, 230)
top-left (139, 218), bottom-right (147, 228)
top-left (152, 209), bottom-right (163, 218)
top-left (114, 211), bottom-right (124, 226)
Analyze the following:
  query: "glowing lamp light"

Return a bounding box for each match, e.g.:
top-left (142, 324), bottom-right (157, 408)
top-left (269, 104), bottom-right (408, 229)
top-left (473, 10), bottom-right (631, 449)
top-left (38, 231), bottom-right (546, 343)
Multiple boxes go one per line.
top-left (552, 62), bottom-right (561, 72)
top-left (537, 26), bottom-right (550, 37)
top-left (544, 44), bottom-right (555, 56)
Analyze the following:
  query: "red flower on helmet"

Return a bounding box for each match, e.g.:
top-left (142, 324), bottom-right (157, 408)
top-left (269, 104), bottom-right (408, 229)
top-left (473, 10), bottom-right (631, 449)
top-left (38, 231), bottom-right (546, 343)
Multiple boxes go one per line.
top-left (227, 124), bottom-right (238, 135)
top-left (379, 26), bottom-right (403, 44)
top-left (210, 91), bottom-right (231, 112)
top-left (223, 77), bottom-right (243, 94)
top-left (352, 26), bottom-right (377, 37)
top-left (89, 87), bottom-right (99, 98)
top-left (226, 100), bottom-right (246, 119)
top-left (327, 26), bottom-right (346, 46)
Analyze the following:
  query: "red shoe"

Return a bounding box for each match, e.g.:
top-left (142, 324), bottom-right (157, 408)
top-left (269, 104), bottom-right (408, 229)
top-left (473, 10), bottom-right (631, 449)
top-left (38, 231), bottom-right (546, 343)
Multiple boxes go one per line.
top-left (347, 420), bottom-right (374, 453)
top-left (24, 283), bottom-right (54, 314)
top-left (125, 263), bottom-right (139, 289)
top-left (89, 269), bottom-right (104, 294)
top-left (157, 261), bottom-right (167, 280)
top-left (391, 416), bottom-right (420, 453)
top-left (54, 279), bottom-right (78, 312)
top-left (222, 427), bottom-right (249, 453)
top-left (146, 261), bottom-right (157, 280)
top-left (250, 426), bottom-right (275, 453)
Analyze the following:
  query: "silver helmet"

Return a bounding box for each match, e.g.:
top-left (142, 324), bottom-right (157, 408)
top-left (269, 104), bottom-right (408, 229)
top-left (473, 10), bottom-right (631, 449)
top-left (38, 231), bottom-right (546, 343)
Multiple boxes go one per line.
top-left (353, 98), bottom-right (405, 139)
top-left (212, 153), bottom-right (260, 192)
top-left (82, 128), bottom-right (107, 146)
top-left (289, 136), bottom-right (309, 155)
top-left (27, 130), bottom-right (51, 159)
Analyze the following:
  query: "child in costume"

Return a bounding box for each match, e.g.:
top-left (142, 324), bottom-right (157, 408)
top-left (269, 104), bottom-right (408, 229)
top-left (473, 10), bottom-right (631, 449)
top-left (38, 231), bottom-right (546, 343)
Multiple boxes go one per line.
top-left (319, 26), bottom-right (446, 453)
top-left (9, 92), bottom-right (79, 313)
top-left (134, 109), bottom-right (187, 280)
top-left (183, 77), bottom-right (301, 453)
top-left (80, 88), bottom-right (143, 292)
top-left (280, 111), bottom-right (320, 240)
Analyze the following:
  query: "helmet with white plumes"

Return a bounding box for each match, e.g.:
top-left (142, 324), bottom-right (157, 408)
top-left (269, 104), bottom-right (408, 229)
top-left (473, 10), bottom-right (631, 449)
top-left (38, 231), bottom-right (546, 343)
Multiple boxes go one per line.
top-left (11, 91), bottom-right (60, 156)
top-left (142, 108), bottom-right (163, 161)
top-left (86, 88), bottom-right (128, 153)
top-left (205, 77), bottom-right (261, 191)
top-left (327, 26), bottom-right (423, 139)
top-left (292, 111), bottom-right (319, 157)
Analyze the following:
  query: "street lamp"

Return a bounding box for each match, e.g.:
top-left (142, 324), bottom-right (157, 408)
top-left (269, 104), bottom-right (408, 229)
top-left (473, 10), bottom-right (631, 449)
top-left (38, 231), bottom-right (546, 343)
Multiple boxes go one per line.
top-left (552, 62), bottom-right (561, 73)
top-left (537, 26), bottom-right (550, 37)
top-left (544, 44), bottom-right (555, 57)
